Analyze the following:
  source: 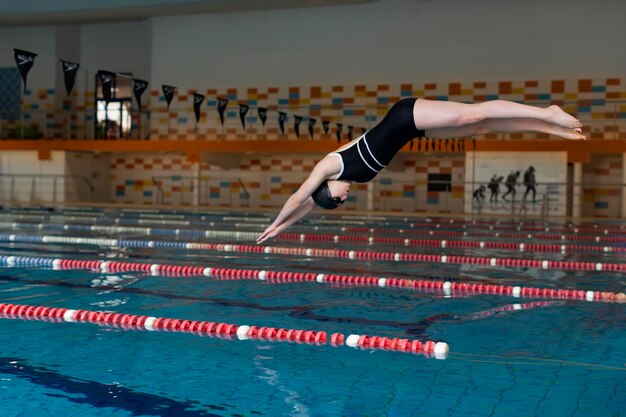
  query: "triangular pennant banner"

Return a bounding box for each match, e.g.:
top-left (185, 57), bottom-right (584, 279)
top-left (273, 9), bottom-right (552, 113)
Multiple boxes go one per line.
top-left (217, 98), bottom-right (229, 125)
top-left (258, 107), bottom-right (267, 126)
top-left (322, 120), bottom-right (330, 135)
top-left (192, 93), bottom-right (205, 123)
top-left (60, 59), bottom-right (79, 96)
top-left (97, 70), bottom-right (116, 102)
top-left (278, 112), bottom-right (287, 135)
top-left (308, 118), bottom-right (316, 139)
top-left (239, 104), bottom-right (249, 130)
top-left (132, 78), bottom-right (148, 110)
top-left (336, 123), bottom-right (343, 143)
top-left (162, 85), bottom-right (176, 110)
top-left (347, 125), bottom-right (354, 141)
top-left (294, 115), bottom-right (302, 138)
top-left (13, 49), bottom-right (37, 92)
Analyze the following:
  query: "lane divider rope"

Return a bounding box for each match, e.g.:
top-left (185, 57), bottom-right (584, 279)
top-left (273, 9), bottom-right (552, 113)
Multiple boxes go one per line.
top-left (4, 210), bottom-right (624, 235)
top-left (2, 231), bottom-right (624, 255)
top-left (0, 254), bottom-right (623, 303)
top-left (2, 220), bottom-right (626, 245)
top-left (0, 302), bottom-right (449, 359)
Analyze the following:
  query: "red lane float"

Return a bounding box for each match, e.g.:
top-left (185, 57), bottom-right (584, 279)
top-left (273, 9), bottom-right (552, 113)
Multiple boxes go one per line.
top-left (8, 255), bottom-right (625, 303)
top-left (185, 242), bottom-right (626, 273)
top-left (0, 302), bottom-right (449, 359)
top-left (279, 229), bottom-right (626, 245)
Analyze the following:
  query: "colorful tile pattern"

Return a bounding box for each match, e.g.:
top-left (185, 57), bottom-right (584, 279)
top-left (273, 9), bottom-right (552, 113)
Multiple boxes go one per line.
top-left (582, 154), bottom-right (624, 217)
top-left (146, 78), bottom-right (626, 141)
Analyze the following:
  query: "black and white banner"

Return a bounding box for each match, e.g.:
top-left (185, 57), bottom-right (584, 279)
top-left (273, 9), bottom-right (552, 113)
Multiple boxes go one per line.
top-left (60, 60), bottom-right (79, 96)
top-left (162, 85), bottom-right (176, 110)
top-left (13, 49), bottom-right (37, 92)
top-left (217, 98), bottom-right (229, 125)
top-left (239, 104), bottom-right (249, 129)
top-left (278, 112), bottom-right (287, 135)
top-left (294, 115), bottom-right (302, 137)
top-left (258, 107), bottom-right (267, 126)
top-left (97, 70), bottom-right (116, 102)
top-left (132, 79), bottom-right (149, 110)
top-left (193, 93), bottom-right (205, 123)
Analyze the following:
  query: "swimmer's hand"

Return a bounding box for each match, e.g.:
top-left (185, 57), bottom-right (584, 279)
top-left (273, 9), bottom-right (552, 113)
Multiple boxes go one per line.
top-left (257, 226), bottom-right (280, 244)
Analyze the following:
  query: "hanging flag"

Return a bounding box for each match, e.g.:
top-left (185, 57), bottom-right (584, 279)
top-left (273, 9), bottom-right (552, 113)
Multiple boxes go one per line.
top-left (322, 120), bottom-right (330, 135)
top-left (132, 79), bottom-right (148, 111)
top-left (410, 138), bottom-right (414, 150)
top-left (294, 115), bottom-right (303, 138)
top-left (278, 112), bottom-right (287, 135)
top-left (258, 107), bottom-right (267, 126)
top-left (307, 118), bottom-right (316, 139)
top-left (97, 70), bottom-right (116, 102)
top-left (192, 93), bottom-right (204, 123)
top-left (13, 49), bottom-right (37, 92)
top-left (347, 125), bottom-right (354, 141)
top-left (60, 60), bottom-right (79, 96)
top-left (238, 104), bottom-right (249, 130)
top-left (336, 123), bottom-right (343, 143)
top-left (162, 85), bottom-right (176, 110)
top-left (418, 137), bottom-right (423, 152)
top-left (216, 97), bottom-right (228, 125)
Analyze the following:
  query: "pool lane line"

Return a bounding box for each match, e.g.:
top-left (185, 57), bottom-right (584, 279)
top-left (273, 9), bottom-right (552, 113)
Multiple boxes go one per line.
top-left (2, 220), bottom-right (625, 245)
top-left (0, 211), bottom-right (623, 240)
top-left (0, 254), bottom-right (623, 303)
top-left (3, 231), bottom-right (624, 255)
top-left (0, 303), bottom-right (449, 359)
top-left (3, 232), bottom-right (625, 273)
top-left (5, 209), bottom-right (625, 234)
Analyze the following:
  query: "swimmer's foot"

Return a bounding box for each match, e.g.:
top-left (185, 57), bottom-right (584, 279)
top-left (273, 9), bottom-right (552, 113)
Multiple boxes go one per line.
top-left (562, 129), bottom-right (586, 140)
top-left (549, 123), bottom-right (586, 140)
top-left (547, 105), bottom-right (582, 130)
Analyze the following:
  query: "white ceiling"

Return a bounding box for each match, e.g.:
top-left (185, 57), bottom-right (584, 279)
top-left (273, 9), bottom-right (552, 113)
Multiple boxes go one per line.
top-left (0, 0), bottom-right (374, 26)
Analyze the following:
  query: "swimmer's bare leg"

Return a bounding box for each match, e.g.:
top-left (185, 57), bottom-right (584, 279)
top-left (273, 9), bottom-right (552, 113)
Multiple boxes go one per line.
top-left (413, 99), bottom-right (582, 132)
top-left (425, 118), bottom-right (585, 141)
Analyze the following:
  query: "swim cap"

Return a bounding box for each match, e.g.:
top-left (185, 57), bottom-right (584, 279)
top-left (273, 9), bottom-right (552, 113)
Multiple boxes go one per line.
top-left (311, 180), bottom-right (344, 210)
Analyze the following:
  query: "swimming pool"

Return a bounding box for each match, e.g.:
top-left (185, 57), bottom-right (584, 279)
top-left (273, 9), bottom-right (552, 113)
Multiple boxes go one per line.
top-left (0, 207), bottom-right (624, 417)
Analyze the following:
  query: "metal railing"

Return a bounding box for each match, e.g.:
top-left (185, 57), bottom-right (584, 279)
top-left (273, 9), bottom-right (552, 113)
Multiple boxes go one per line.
top-left (0, 174), bottom-right (95, 205)
top-left (152, 176), bottom-right (250, 207)
top-left (0, 173), bottom-right (623, 219)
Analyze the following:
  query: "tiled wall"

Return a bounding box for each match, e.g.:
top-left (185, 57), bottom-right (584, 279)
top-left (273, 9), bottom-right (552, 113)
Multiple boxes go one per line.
top-left (147, 78), bottom-right (626, 141)
top-left (2, 74), bottom-right (625, 214)
top-left (582, 154), bottom-right (624, 217)
top-left (107, 152), bottom-right (467, 212)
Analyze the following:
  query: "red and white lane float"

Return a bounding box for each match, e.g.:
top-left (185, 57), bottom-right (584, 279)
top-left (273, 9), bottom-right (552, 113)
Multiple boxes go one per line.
top-left (3, 232), bottom-right (625, 255)
top-left (0, 302), bottom-right (449, 359)
top-left (2, 233), bottom-right (626, 271)
top-left (0, 255), bottom-right (624, 303)
top-left (4, 220), bottom-right (626, 245)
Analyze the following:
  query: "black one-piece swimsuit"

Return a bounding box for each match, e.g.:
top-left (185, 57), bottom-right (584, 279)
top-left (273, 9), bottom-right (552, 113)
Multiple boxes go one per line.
top-left (330, 98), bottom-right (426, 183)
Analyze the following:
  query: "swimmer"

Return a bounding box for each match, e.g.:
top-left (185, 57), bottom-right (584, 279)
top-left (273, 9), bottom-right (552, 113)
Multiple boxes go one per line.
top-left (256, 98), bottom-right (584, 243)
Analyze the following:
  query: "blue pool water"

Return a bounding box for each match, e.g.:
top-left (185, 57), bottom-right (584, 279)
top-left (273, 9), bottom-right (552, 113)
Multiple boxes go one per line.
top-left (0, 208), bottom-right (624, 416)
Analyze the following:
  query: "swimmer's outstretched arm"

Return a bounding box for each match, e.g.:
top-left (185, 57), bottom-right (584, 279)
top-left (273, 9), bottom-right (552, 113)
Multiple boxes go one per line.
top-left (256, 158), bottom-right (336, 244)
top-left (256, 198), bottom-right (316, 244)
